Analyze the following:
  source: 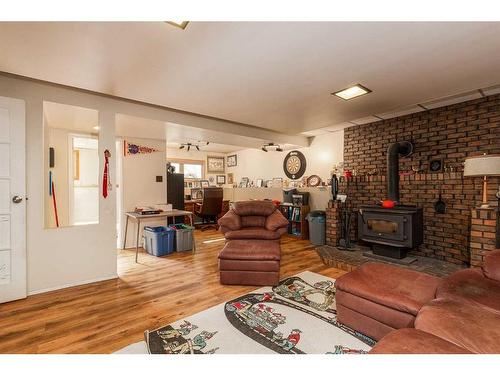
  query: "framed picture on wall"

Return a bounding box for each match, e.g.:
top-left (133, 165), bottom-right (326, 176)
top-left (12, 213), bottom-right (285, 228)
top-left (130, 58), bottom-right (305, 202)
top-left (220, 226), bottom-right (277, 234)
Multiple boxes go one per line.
top-left (256, 179), bottom-right (263, 187)
top-left (216, 175), bottom-right (226, 185)
top-left (227, 154), bottom-right (237, 167)
top-left (200, 180), bottom-right (209, 188)
top-left (227, 173), bottom-right (234, 185)
top-left (207, 156), bottom-right (225, 173)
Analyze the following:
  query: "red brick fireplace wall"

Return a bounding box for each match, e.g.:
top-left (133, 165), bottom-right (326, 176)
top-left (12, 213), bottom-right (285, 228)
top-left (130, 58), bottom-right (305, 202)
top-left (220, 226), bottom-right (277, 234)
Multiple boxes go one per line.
top-left (326, 93), bottom-right (500, 265)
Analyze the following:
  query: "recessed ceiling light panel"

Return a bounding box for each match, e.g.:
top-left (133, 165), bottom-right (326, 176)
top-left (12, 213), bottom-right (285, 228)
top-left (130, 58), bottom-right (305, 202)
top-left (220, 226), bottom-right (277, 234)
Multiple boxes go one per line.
top-left (332, 84), bottom-right (372, 100)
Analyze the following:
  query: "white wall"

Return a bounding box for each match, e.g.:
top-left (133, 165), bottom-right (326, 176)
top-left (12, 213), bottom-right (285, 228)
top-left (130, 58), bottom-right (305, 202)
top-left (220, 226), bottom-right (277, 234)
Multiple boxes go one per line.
top-left (120, 137), bottom-right (167, 247)
top-left (227, 131), bottom-right (344, 184)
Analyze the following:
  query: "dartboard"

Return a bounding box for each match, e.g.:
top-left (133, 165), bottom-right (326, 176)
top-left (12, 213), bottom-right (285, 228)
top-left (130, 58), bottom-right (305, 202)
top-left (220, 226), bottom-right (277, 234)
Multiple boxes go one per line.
top-left (283, 150), bottom-right (307, 180)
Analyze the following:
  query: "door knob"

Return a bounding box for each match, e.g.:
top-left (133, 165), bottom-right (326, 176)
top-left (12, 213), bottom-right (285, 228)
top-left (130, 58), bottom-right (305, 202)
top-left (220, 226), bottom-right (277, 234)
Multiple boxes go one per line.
top-left (12, 196), bottom-right (23, 204)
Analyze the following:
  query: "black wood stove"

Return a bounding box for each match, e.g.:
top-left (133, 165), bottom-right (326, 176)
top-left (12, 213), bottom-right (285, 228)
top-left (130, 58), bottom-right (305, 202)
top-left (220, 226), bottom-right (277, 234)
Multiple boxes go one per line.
top-left (358, 141), bottom-right (424, 259)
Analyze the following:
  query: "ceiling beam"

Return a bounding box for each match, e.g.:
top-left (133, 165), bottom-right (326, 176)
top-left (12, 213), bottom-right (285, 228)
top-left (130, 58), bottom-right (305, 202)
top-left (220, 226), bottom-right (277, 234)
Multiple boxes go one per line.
top-left (0, 72), bottom-right (310, 147)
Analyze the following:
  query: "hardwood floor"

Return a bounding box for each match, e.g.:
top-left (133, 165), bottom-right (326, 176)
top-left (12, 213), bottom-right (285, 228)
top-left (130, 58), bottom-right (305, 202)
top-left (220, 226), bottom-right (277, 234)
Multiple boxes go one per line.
top-left (0, 230), bottom-right (345, 354)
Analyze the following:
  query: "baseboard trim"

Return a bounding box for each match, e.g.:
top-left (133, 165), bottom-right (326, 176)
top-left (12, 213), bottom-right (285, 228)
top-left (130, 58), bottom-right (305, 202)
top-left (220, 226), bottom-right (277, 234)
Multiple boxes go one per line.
top-left (28, 274), bottom-right (118, 296)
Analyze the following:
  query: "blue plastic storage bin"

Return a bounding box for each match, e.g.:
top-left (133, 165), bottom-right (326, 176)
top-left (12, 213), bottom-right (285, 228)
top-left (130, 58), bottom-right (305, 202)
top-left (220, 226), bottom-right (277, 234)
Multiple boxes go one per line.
top-left (143, 226), bottom-right (174, 256)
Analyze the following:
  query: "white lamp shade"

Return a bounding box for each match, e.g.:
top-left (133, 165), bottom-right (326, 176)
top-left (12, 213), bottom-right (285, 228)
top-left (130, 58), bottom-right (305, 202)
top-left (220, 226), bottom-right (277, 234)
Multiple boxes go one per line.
top-left (463, 155), bottom-right (500, 177)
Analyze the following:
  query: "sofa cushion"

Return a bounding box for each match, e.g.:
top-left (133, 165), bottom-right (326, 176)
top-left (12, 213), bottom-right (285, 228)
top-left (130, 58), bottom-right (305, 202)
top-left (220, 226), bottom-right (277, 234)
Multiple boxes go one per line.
top-left (218, 210), bottom-right (241, 232)
top-left (436, 268), bottom-right (500, 312)
top-left (232, 200), bottom-right (276, 217)
top-left (241, 215), bottom-right (266, 228)
top-left (265, 210), bottom-right (290, 231)
top-left (415, 298), bottom-right (500, 354)
top-left (335, 262), bottom-right (441, 316)
top-left (224, 227), bottom-right (282, 240)
top-left (369, 328), bottom-right (472, 354)
top-left (336, 289), bottom-right (416, 330)
top-left (483, 250), bottom-right (500, 282)
top-left (218, 239), bottom-right (280, 261)
top-left (219, 259), bottom-right (280, 272)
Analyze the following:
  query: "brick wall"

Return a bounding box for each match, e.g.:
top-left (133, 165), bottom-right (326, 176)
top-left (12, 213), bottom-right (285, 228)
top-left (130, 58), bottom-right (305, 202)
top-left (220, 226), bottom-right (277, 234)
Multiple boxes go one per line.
top-left (326, 93), bottom-right (500, 265)
top-left (470, 208), bottom-right (498, 267)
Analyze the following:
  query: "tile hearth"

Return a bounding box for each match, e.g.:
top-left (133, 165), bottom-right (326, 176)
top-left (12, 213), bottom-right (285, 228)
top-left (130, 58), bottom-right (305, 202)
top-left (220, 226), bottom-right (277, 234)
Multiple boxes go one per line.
top-left (316, 244), bottom-right (466, 277)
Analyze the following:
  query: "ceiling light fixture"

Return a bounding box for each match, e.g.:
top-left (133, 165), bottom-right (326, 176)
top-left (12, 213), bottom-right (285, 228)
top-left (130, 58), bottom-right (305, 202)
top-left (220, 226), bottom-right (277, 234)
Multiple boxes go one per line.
top-left (261, 143), bottom-right (283, 152)
top-left (166, 21), bottom-right (189, 30)
top-left (179, 141), bottom-right (209, 151)
top-left (332, 84), bottom-right (372, 100)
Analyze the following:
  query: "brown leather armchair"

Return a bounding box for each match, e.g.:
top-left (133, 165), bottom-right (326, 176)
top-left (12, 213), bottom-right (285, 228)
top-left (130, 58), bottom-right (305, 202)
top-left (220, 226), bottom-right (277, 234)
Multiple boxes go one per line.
top-left (218, 200), bottom-right (289, 240)
top-left (217, 200), bottom-right (290, 286)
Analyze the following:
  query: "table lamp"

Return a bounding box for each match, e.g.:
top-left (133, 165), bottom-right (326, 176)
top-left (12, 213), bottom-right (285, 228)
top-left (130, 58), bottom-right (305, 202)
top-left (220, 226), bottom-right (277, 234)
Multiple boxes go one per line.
top-left (463, 154), bottom-right (500, 208)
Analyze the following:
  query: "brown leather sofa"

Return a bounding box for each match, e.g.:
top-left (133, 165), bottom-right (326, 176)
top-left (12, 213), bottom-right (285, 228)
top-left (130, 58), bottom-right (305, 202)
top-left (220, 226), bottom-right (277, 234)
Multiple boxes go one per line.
top-left (217, 201), bottom-right (289, 286)
top-left (336, 250), bottom-right (500, 354)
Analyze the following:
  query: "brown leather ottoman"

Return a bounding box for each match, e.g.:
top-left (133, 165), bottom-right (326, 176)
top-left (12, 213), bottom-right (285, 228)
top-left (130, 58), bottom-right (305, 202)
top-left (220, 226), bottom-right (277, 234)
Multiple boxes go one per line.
top-left (218, 239), bottom-right (280, 286)
top-left (335, 262), bottom-right (441, 340)
top-left (369, 328), bottom-right (471, 354)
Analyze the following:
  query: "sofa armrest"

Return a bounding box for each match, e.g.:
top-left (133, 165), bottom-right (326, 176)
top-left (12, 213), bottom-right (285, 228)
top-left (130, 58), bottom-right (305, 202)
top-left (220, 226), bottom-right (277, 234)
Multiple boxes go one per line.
top-left (265, 210), bottom-right (289, 232)
top-left (483, 250), bottom-right (500, 282)
top-left (217, 210), bottom-right (241, 232)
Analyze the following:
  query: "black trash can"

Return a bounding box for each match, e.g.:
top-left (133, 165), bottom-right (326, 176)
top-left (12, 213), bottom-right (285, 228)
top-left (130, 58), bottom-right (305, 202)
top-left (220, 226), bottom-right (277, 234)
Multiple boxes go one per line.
top-left (306, 210), bottom-right (326, 246)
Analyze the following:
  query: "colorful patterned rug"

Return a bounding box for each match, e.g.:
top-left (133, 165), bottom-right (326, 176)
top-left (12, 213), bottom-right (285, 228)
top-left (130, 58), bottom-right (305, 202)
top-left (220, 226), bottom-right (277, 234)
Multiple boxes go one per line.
top-left (116, 271), bottom-right (376, 354)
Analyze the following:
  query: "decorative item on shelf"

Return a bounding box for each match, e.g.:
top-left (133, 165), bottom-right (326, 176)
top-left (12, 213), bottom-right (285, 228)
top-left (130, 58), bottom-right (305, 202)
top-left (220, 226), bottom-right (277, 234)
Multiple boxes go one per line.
top-left (216, 175), bottom-right (226, 185)
top-left (207, 156), bottom-right (225, 173)
top-left (124, 140), bottom-right (159, 156)
top-left (283, 150), bottom-right (307, 180)
top-left (272, 177), bottom-right (283, 188)
top-left (208, 176), bottom-right (215, 183)
top-left (239, 177), bottom-right (249, 188)
top-left (227, 173), bottom-right (234, 185)
top-left (306, 175), bottom-right (322, 187)
top-left (256, 179), bottom-right (263, 187)
top-left (463, 154), bottom-right (500, 208)
top-left (429, 158), bottom-right (444, 173)
top-left (265, 179), bottom-right (273, 188)
top-left (343, 169), bottom-right (353, 179)
top-left (227, 154), bottom-right (237, 167)
top-left (166, 162), bottom-right (176, 174)
top-left (367, 168), bottom-right (379, 176)
top-left (200, 180), bottom-right (209, 188)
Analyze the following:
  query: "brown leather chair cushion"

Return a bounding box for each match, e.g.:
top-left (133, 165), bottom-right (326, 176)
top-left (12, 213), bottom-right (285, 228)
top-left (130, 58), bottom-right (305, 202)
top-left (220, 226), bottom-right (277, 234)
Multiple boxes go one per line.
top-left (218, 210), bottom-right (241, 232)
top-left (415, 298), bottom-right (500, 354)
top-left (369, 328), bottom-right (472, 354)
top-left (232, 200), bottom-right (276, 217)
top-left (436, 268), bottom-right (500, 312)
top-left (218, 240), bottom-right (280, 261)
top-left (241, 215), bottom-right (266, 228)
top-left (335, 263), bottom-right (441, 316)
top-left (224, 228), bottom-right (282, 240)
top-left (483, 250), bottom-right (500, 282)
top-left (265, 210), bottom-right (290, 231)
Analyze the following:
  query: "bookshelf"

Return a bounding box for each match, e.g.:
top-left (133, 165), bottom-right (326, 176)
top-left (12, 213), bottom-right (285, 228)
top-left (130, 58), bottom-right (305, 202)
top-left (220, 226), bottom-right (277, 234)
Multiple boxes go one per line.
top-left (279, 204), bottom-right (310, 240)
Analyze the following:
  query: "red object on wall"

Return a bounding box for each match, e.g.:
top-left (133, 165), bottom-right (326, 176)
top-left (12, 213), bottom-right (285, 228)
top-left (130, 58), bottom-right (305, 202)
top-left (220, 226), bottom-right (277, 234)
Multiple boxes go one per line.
top-left (381, 200), bottom-right (396, 209)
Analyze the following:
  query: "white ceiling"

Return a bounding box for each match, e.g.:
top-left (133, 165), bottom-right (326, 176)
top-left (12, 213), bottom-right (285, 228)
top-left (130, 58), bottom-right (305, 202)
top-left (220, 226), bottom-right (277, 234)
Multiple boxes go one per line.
top-left (2, 22), bottom-right (500, 135)
top-left (44, 101), bottom-right (98, 133)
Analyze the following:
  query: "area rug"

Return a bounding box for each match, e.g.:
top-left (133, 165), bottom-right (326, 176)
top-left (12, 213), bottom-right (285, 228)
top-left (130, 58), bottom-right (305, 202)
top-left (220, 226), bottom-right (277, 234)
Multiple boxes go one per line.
top-left (117, 271), bottom-right (376, 354)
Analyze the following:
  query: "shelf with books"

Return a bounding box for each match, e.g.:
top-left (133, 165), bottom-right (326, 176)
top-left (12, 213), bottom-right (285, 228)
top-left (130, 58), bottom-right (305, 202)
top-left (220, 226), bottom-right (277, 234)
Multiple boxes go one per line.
top-left (279, 204), bottom-right (310, 240)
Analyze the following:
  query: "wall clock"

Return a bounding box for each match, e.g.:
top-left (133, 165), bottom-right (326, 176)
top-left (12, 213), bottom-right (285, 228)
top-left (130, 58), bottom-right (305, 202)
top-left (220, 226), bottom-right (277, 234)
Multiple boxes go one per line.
top-left (429, 158), bottom-right (443, 173)
top-left (283, 150), bottom-right (307, 180)
top-left (307, 175), bottom-right (321, 187)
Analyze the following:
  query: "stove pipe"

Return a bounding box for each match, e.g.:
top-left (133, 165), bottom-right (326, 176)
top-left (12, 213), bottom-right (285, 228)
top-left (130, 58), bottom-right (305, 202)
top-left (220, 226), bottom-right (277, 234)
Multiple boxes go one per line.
top-left (387, 141), bottom-right (413, 202)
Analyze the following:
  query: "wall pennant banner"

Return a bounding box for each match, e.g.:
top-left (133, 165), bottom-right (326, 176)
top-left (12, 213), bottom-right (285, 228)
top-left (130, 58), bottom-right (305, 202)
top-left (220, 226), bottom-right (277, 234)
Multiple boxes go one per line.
top-left (124, 140), bottom-right (159, 156)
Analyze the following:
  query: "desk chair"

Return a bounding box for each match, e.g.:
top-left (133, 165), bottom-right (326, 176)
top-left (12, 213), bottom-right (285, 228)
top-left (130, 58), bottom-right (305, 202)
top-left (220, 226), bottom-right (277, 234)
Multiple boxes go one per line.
top-left (194, 187), bottom-right (223, 230)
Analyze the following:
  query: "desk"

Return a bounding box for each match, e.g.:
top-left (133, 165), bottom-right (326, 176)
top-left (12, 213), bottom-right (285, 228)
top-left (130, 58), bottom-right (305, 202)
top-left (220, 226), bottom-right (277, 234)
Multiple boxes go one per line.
top-left (123, 210), bottom-right (196, 262)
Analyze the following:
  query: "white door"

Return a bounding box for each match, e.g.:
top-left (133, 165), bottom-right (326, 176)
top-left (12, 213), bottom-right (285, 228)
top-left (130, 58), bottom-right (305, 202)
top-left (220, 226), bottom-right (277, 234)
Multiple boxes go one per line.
top-left (0, 96), bottom-right (26, 303)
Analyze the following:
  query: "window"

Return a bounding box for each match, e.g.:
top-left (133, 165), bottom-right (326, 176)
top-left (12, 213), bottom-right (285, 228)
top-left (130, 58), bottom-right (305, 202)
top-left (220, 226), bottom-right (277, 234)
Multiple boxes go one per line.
top-left (168, 159), bottom-right (204, 179)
